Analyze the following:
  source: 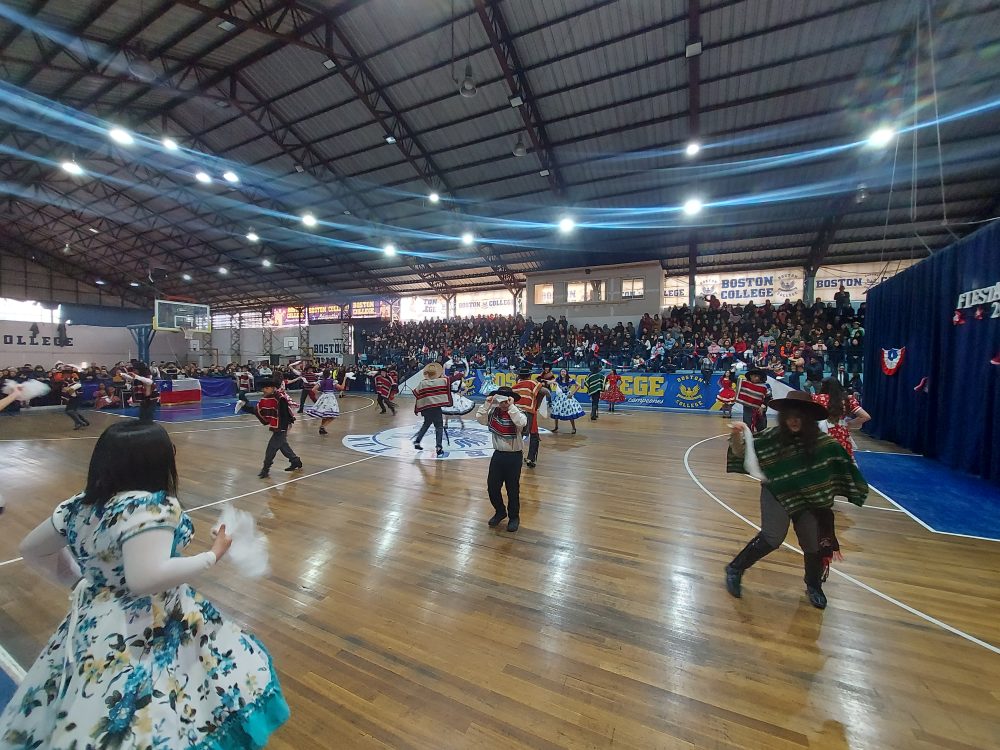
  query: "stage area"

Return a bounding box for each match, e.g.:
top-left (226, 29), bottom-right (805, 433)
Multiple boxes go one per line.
top-left (1, 397), bottom-right (998, 748)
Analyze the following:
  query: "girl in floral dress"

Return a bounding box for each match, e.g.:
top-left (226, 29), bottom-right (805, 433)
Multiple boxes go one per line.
top-left (1, 421), bottom-right (289, 749)
top-left (810, 377), bottom-right (871, 461)
top-left (600, 367), bottom-right (626, 412)
top-left (549, 368), bottom-right (585, 434)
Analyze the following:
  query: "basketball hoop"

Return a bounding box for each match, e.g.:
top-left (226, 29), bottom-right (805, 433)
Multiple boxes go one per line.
top-left (179, 326), bottom-right (194, 341)
top-left (180, 327), bottom-right (200, 351)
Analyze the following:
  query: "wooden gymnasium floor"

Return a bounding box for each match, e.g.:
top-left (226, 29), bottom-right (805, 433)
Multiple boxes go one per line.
top-left (1, 395), bottom-right (998, 750)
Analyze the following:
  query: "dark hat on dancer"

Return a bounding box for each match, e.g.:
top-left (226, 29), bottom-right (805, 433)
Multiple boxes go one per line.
top-left (258, 379), bottom-right (278, 389)
top-left (770, 390), bottom-right (827, 421)
top-left (494, 386), bottom-right (517, 399)
top-left (517, 364), bottom-right (534, 378)
top-left (745, 368), bottom-right (767, 380)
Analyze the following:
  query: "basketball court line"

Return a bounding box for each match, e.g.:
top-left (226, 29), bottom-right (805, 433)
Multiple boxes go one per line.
top-left (683, 434), bottom-right (1000, 656)
top-left (866, 485), bottom-right (999, 543)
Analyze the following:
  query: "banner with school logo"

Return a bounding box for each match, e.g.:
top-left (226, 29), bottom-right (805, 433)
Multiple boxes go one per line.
top-left (696, 270), bottom-right (804, 303)
top-left (471, 370), bottom-right (722, 410)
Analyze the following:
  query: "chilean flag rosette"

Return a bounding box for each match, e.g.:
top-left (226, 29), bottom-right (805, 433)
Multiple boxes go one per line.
top-left (881, 347), bottom-right (905, 376)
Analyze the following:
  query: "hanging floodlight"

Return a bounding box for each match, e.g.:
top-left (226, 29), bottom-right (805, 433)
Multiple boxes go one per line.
top-left (459, 63), bottom-right (477, 98)
top-left (512, 135), bottom-right (527, 157)
top-left (867, 126), bottom-right (895, 148)
top-left (61, 160), bottom-right (83, 175)
top-left (683, 198), bottom-right (704, 216)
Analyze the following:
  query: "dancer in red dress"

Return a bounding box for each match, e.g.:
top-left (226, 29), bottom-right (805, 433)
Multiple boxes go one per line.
top-left (716, 369), bottom-right (737, 419)
top-left (810, 378), bottom-right (870, 461)
top-left (600, 367), bottom-right (625, 412)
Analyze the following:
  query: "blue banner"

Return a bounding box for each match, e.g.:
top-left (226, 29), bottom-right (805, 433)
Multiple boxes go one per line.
top-left (471, 369), bottom-right (722, 410)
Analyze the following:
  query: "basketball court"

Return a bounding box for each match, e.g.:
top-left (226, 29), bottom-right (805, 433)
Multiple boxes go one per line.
top-left (2, 397), bottom-right (997, 749)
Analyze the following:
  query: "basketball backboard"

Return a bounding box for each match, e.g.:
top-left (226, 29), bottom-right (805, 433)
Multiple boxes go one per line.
top-left (154, 300), bottom-right (211, 333)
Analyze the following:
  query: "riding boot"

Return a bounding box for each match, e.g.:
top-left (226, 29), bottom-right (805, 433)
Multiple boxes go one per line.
top-left (803, 553), bottom-right (828, 609)
top-left (725, 534), bottom-right (776, 598)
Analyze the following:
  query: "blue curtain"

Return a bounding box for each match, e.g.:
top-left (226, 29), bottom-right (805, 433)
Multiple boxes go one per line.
top-left (863, 220), bottom-right (1000, 484)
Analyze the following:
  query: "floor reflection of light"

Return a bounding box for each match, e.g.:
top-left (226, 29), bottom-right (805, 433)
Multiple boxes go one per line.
top-left (300, 542), bottom-right (332, 585)
top-left (375, 510), bottom-right (402, 560)
top-left (665, 570), bottom-right (697, 636)
top-left (546, 548), bottom-right (573, 593)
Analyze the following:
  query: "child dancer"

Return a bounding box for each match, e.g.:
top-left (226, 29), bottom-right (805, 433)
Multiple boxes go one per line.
top-left (61, 376), bottom-right (90, 430)
top-left (736, 368), bottom-right (771, 434)
top-left (716, 368), bottom-right (737, 419)
top-left (412, 362), bottom-right (453, 457)
top-left (601, 366), bottom-right (625, 413)
top-left (305, 369), bottom-right (344, 435)
top-left (374, 365), bottom-right (398, 415)
top-left (479, 367), bottom-right (500, 397)
top-left (121, 361), bottom-right (159, 423)
top-left (476, 386), bottom-right (528, 532)
top-left (550, 368), bottom-right (584, 433)
top-left (234, 364), bottom-right (255, 414)
top-left (585, 362), bottom-right (605, 421)
top-left (0, 421), bottom-right (289, 747)
top-left (254, 379), bottom-right (302, 477)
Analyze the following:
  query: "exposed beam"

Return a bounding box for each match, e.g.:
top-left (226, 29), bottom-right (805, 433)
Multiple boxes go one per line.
top-left (474, 0), bottom-right (565, 197)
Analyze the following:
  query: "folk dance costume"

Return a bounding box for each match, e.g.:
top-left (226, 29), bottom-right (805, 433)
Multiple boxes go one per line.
top-left (811, 392), bottom-right (864, 461)
top-left (716, 374), bottom-right (737, 418)
top-left (477, 387), bottom-right (528, 532)
top-left (254, 381), bottom-right (302, 478)
top-left (374, 367), bottom-right (398, 415)
top-left (296, 366), bottom-right (320, 413)
top-left (736, 369), bottom-right (771, 434)
top-left (442, 377), bottom-right (476, 430)
top-left (724, 392), bottom-right (868, 609)
top-left (585, 364), bottom-right (605, 421)
top-left (479, 371), bottom-right (500, 397)
top-left (549, 373), bottom-right (584, 432)
top-left (304, 375), bottom-right (343, 434)
top-left (61, 380), bottom-right (90, 430)
top-left (412, 362), bottom-right (454, 457)
top-left (234, 368), bottom-right (255, 414)
top-left (513, 367), bottom-right (550, 469)
top-left (601, 370), bottom-right (625, 412)
top-left (1, 489), bottom-right (289, 749)
top-left (122, 364), bottom-right (159, 423)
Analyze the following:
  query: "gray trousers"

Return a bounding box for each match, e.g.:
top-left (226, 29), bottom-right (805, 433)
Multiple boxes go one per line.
top-left (759, 486), bottom-right (820, 553)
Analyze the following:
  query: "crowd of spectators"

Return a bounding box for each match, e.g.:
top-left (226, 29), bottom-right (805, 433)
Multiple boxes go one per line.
top-left (359, 290), bottom-right (867, 392)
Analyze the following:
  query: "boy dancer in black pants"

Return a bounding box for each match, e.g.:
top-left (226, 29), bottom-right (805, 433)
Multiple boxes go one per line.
top-left (253, 380), bottom-right (303, 478)
top-left (585, 362), bottom-right (604, 421)
top-left (61, 378), bottom-right (89, 430)
top-left (476, 386), bottom-right (528, 532)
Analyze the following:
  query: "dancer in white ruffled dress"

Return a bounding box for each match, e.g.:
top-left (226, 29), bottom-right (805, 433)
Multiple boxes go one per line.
top-left (304, 368), bottom-right (344, 435)
top-left (549, 368), bottom-right (585, 433)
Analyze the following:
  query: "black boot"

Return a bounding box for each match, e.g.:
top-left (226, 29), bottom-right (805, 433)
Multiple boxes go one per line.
top-left (725, 534), bottom-right (775, 598)
top-left (803, 553), bottom-right (828, 609)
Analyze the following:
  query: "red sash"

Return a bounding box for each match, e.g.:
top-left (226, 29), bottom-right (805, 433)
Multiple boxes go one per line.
top-left (488, 409), bottom-right (518, 437)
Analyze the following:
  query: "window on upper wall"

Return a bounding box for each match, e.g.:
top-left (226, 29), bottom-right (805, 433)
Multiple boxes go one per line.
top-left (534, 283), bottom-right (553, 305)
top-left (0, 297), bottom-right (61, 323)
top-left (567, 280), bottom-right (606, 303)
top-left (621, 278), bottom-right (644, 299)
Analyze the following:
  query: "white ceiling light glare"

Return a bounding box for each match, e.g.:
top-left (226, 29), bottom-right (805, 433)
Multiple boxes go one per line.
top-left (539, 169), bottom-right (550, 177)
top-left (95, 280), bottom-right (106, 286)
top-left (222, 170), bottom-right (239, 184)
top-left (322, 58), bottom-right (336, 70)
top-left (262, 259), bottom-right (272, 267)
top-left (509, 94), bottom-right (524, 108)
top-left (246, 230), bottom-right (259, 242)
top-left (162, 137), bottom-right (179, 151)
top-left (461, 231), bottom-right (474, 246)
top-left (218, 267), bottom-right (228, 275)
top-left (428, 191), bottom-right (440, 203)
top-left (195, 171), bottom-right (212, 184)
top-left (867, 126), bottom-right (896, 148)
top-left (61, 160), bottom-right (84, 176)
top-left (683, 197), bottom-right (704, 216)
top-left (685, 141), bottom-right (701, 157)
top-left (384, 134), bottom-right (397, 145)
top-left (87, 227), bottom-right (99, 234)
top-left (383, 243), bottom-right (397, 256)
top-left (109, 127), bottom-right (134, 145)
top-left (182, 273), bottom-right (192, 281)
top-left (558, 217), bottom-right (575, 234)
top-left (459, 62), bottom-right (477, 98)
top-left (512, 135), bottom-right (527, 157)
top-left (130, 281), bottom-right (140, 287)
top-left (302, 213), bottom-right (317, 227)
top-left (217, 19), bottom-right (236, 31)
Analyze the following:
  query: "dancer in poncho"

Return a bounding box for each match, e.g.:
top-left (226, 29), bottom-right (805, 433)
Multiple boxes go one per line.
top-left (724, 391), bottom-right (868, 609)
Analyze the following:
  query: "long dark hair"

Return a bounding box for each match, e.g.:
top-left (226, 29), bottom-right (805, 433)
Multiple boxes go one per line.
top-left (819, 377), bottom-right (850, 421)
top-left (777, 406), bottom-right (821, 455)
top-left (83, 422), bottom-right (178, 506)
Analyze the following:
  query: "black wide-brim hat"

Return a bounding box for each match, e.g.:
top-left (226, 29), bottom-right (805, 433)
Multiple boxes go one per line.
top-left (517, 366), bottom-right (534, 378)
top-left (745, 368), bottom-right (767, 380)
top-left (770, 390), bottom-right (828, 421)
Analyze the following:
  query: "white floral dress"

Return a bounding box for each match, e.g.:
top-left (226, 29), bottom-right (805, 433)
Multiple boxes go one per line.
top-left (0, 490), bottom-right (288, 750)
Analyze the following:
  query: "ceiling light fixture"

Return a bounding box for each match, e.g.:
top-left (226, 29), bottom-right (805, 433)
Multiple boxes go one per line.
top-left (509, 94), bottom-right (523, 108)
top-left (182, 273), bottom-right (192, 281)
top-left (683, 198), bottom-right (704, 216)
top-left (302, 213), bottom-right (317, 227)
top-left (195, 171), bottom-right (211, 184)
top-left (262, 259), bottom-right (272, 267)
top-left (162, 137), bottom-right (179, 151)
top-left (512, 135), bottom-right (527, 157)
top-left (322, 58), bottom-right (336, 70)
top-left (87, 227), bottom-right (99, 233)
top-left (685, 141), bottom-right (701, 157)
top-left (217, 19), bottom-right (236, 31)
top-left (222, 170), bottom-right (239, 183)
top-left (867, 126), bottom-right (896, 148)
top-left (218, 267), bottom-right (228, 275)
top-left (428, 191), bottom-right (440, 203)
top-left (61, 160), bottom-right (83, 176)
top-left (384, 134), bottom-right (397, 144)
top-left (461, 232), bottom-right (474, 246)
top-left (539, 169), bottom-right (550, 177)
top-left (383, 243), bottom-right (397, 256)
top-left (109, 127), bottom-right (134, 145)
top-left (459, 62), bottom-right (478, 98)
top-left (246, 230), bottom-right (259, 242)
top-left (130, 281), bottom-right (140, 287)
top-left (558, 217), bottom-right (575, 234)
top-left (95, 280), bottom-right (106, 286)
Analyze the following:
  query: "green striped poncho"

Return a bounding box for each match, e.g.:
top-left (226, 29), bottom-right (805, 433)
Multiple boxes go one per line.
top-left (727, 427), bottom-right (868, 515)
top-left (585, 372), bottom-right (605, 396)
